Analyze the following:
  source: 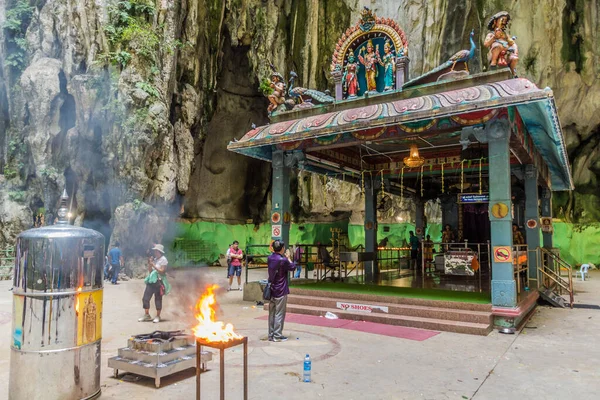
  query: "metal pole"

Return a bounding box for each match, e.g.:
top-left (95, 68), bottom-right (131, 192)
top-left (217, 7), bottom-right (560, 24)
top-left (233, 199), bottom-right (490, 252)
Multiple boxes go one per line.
top-left (196, 344), bottom-right (201, 400)
top-left (243, 338), bottom-right (248, 400)
top-left (220, 348), bottom-right (225, 400)
top-left (478, 244), bottom-right (482, 293)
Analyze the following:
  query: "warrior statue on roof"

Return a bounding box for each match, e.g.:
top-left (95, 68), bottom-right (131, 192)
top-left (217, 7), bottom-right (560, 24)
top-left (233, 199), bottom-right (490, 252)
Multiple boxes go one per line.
top-left (267, 71), bottom-right (286, 114)
top-left (342, 50), bottom-right (360, 99)
top-left (484, 11), bottom-right (519, 77)
top-left (358, 39), bottom-right (380, 92)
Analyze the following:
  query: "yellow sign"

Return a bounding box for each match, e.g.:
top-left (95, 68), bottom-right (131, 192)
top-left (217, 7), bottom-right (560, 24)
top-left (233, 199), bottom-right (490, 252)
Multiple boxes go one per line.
top-left (493, 246), bottom-right (513, 263)
top-left (491, 202), bottom-right (509, 219)
top-left (77, 290), bottom-right (103, 346)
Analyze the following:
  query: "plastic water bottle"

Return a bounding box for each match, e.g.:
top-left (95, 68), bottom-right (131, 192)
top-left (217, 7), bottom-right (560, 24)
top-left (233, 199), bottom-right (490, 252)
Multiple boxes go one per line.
top-left (303, 354), bottom-right (311, 382)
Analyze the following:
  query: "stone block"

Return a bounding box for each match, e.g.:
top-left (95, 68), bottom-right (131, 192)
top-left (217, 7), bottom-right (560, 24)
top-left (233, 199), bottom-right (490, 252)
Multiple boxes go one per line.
top-left (243, 281), bottom-right (265, 302)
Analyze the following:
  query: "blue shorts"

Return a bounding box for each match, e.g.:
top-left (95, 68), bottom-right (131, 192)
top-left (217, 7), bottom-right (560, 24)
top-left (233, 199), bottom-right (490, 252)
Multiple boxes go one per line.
top-left (228, 265), bottom-right (242, 277)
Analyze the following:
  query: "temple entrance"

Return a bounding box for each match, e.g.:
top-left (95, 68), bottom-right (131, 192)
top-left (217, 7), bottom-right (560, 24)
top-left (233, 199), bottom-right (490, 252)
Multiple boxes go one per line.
top-left (462, 204), bottom-right (490, 243)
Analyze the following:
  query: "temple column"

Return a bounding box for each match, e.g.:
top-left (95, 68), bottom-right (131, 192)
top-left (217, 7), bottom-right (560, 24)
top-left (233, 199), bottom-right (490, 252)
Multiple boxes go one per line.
top-left (331, 69), bottom-right (343, 101)
top-left (364, 177), bottom-right (378, 283)
top-left (271, 150), bottom-right (290, 246)
top-left (415, 198), bottom-right (425, 239)
top-left (487, 120), bottom-right (516, 308)
top-left (395, 56), bottom-right (410, 90)
top-left (524, 165), bottom-right (540, 287)
top-left (541, 188), bottom-right (553, 249)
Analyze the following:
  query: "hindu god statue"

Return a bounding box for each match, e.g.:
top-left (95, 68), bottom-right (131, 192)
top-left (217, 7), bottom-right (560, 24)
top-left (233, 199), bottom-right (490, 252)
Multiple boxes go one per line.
top-left (378, 40), bottom-right (396, 91)
top-left (358, 39), bottom-right (380, 92)
top-left (342, 50), bottom-right (360, 99)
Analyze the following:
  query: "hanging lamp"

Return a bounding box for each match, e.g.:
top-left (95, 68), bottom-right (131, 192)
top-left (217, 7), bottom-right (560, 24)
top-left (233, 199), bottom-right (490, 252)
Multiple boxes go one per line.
top-left (403, 144), bottom-right (425, 168)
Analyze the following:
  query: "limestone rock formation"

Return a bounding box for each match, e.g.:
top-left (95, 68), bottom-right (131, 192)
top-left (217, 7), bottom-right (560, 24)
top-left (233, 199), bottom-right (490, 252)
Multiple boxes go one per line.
top-left (110, 201), bottom-right (168, 277)
top-left (0, 0), bottom-right (599, 256)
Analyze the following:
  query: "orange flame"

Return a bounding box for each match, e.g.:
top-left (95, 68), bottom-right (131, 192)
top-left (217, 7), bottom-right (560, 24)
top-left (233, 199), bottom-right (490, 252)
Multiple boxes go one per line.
top-left (193, 284), bottom-right (242, 342)
top-left (75, 287), bottom-right (82, 314)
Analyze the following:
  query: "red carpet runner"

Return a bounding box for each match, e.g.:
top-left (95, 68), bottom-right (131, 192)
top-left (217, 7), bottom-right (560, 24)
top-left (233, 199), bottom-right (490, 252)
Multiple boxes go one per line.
top-left (257, 313), bottom-right (440, 341)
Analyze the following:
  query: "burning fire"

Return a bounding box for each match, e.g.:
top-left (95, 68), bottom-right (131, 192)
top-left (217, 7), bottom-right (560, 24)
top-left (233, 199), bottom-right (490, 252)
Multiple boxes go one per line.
top-left (75, 286), bottom-right (82, 314)
top-left (193, 285), bottom-right (242, 342)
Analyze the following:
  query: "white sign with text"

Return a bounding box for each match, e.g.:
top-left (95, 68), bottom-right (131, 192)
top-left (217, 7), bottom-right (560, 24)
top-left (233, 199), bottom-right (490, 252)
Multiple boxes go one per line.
top-left (336, 302), bottom-right (389, 313)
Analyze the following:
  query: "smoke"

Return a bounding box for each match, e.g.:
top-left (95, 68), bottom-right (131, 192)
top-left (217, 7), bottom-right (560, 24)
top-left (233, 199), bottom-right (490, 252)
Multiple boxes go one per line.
top-left (167, 267), bottom-right (230, 327)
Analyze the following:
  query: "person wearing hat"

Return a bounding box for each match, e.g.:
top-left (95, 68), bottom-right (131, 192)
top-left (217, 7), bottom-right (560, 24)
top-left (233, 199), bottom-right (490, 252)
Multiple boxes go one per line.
top-left (139, 244), bottom-right (171, 323)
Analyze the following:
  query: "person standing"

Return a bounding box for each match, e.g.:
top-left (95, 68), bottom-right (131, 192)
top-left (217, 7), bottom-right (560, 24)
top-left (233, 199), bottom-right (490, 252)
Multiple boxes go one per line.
top-left (139, 244), bottom-right (171, 323)
top-left (225, 243), bottom-right (232, 278)
top-left (293, 243), bottom-right (303, 278)
top-left (423, 235), bottom-right (434, 263)
top-left (227, 241), bottom-right (243, 291)
top-left (107, 241), bottom-right (124, 285)
top-left (409, 231), bottom-right (419, 269)
top-left (268, 240), bottom-right (296, 342)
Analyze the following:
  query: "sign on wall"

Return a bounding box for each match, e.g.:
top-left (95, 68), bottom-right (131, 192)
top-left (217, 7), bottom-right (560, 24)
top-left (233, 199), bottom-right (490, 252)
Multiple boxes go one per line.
top-left (271, 225), bottom-right (282, 238)
top-left (493, 246), bottom-right (513, 263)
top-left (458, 193), bottom-right (489, 204)
top-left (540, 217), bottom-right (553, 233)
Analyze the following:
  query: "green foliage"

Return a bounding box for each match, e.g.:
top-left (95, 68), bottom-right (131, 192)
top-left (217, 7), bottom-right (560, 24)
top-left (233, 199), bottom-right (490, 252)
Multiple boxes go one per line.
top-left (8, 190), bottom-right (26, 203)
top-left (135, 81), bottom-right (159, 98)
top-left (259, 78), bottom-right (273, 95)
top-left (2, 166), bottom-right (18, 179)
top-left (102, 0), bottom-right (158, 67)
top-left (2, 0), bottom-right (34, 74)
top-left (132, 199), bottom-right (143, 210)
top-left (40, 166), bottom-right (60, 180)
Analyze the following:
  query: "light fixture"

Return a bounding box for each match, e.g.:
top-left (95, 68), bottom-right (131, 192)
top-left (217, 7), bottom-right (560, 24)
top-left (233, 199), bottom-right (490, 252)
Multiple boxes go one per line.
top-left (403, 144), bottom-right (425, 168)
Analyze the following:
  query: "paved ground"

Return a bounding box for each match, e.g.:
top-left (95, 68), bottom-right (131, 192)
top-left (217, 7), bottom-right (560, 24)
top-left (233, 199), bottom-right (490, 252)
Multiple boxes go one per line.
top-left (0, 267), bottom-right (599, 399)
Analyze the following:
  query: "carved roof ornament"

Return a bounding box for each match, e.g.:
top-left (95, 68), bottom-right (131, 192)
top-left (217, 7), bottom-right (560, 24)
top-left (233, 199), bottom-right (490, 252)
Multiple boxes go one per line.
top-left (359, 6), bottom-right (376, 32)
top-left (330, 9), bottom-right (409, 73)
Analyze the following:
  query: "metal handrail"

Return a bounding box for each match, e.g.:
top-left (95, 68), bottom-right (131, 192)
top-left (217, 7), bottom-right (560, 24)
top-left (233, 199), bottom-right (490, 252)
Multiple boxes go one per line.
top-left (537, 247), bottom-right (574, 308)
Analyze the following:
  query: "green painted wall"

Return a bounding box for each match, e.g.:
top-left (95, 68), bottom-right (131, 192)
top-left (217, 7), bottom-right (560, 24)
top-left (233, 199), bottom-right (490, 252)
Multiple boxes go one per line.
top-left (167, 220), bottom-right (597, 267)
top-left (552, 222), bottom-right (600, 266)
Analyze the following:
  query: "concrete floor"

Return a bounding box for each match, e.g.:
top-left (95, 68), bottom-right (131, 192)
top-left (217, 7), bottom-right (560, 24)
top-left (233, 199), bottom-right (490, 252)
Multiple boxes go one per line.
top-left (0, 267), bottom-right (599, 399)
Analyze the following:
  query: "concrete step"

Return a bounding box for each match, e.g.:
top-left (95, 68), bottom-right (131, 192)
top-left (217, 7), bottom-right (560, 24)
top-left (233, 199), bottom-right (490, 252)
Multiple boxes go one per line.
top-left (286, 294), bottom-right (493, 324)
top-left (282, 303), bottom-right (492, 336)
top-left (289, 287), bottom-right (492, 312)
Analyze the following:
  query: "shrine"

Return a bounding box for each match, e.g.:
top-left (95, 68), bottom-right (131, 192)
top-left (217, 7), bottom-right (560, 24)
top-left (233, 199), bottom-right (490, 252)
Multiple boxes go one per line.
top-left (228, 9), bottom-right (573, 331)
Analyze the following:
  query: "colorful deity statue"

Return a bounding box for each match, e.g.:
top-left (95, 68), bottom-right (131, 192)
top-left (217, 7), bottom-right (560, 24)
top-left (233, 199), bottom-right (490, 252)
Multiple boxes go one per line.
top-left (378, 40), bottom-right (396, 91)
top-left (484, 11), bottom-right (519, 77)
top-left (358, 39), bottom-right (380, 92)
top-left (342, 50), bottom-right (360, 98)
top-left (267, 72), bottom-right (286, 113)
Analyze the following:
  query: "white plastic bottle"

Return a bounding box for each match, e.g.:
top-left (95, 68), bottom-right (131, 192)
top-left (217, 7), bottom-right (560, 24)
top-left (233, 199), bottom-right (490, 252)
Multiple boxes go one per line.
top-left (303, 354), bottom-right (311, 382)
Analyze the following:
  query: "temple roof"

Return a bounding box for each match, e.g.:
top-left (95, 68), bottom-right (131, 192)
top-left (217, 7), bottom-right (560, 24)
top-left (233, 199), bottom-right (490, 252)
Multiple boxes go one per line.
top-left (228, 73), bottom-right (573, 191)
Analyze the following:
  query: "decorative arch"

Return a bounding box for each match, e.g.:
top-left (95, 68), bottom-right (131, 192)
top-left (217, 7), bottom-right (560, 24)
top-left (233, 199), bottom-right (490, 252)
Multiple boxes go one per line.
top-left (330, 13), bottom-right (409, 72)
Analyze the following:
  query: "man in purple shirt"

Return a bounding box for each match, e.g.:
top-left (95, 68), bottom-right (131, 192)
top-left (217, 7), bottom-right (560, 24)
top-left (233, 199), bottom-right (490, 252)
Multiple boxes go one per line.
top-left (267, 240), bottom-right (296, 342)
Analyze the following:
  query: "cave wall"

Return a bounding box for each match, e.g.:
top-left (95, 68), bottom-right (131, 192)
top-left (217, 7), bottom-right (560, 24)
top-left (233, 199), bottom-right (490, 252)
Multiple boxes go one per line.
top-left (0, 0), bottom-right (599, 251)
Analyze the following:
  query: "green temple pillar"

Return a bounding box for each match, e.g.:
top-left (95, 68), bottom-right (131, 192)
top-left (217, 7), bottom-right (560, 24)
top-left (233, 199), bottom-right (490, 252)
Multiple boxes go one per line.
top-left (524, 165), bottom-right (540, 287)
top-left (364, 177), bottom-right (378, 283)
top-left (271, 150), bottom-right (290, 246)
top-left (415, 198), bottom-right (425, 240)
top-left (487, 120), bottom-right (516, 308)
top-left (541, 188), bottom-right (553, 248)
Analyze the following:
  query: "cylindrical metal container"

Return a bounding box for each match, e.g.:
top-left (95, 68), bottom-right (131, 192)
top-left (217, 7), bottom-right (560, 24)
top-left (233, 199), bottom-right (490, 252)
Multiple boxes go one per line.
top-left (9, 191), bottom-right (104, 400)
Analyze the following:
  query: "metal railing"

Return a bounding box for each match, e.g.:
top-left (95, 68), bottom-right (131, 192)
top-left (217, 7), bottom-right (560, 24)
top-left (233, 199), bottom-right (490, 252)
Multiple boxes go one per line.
top-left (0, 246), bottom-right (15, 280)
top-left (513, 244), bottom-right (529, 298)
top-left (420, 241), bottom-right (491, 293)
top-left (537, 247), bottom-right (574, 308)
top-left (377, 247), bottom-right (410, 273)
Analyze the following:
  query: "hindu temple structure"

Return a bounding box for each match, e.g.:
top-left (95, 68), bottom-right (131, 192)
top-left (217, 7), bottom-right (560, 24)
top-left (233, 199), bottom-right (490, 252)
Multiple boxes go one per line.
top-left (228, 9), bottom-right (573, 331)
